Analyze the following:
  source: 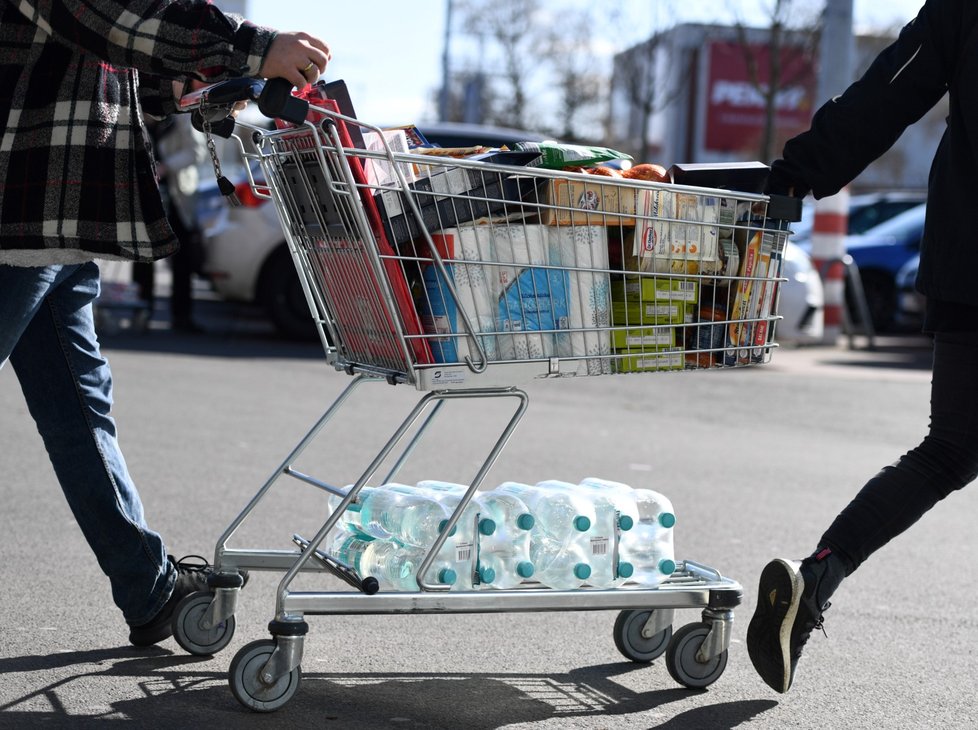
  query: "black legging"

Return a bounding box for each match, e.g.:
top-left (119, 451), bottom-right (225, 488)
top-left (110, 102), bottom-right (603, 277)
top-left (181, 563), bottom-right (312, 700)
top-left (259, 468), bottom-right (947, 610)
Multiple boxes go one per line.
top-left (820, 331), bottom-right (978, 574)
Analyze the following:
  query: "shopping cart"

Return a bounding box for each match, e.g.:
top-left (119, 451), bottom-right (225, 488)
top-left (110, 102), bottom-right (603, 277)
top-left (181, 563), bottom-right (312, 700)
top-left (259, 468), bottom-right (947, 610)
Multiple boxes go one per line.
top-left (177, 78), bottom-right (801, 712)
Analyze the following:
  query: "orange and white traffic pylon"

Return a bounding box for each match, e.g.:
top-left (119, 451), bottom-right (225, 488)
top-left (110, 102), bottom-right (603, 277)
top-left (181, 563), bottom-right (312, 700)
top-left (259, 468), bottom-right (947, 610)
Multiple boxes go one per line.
top-left (809, 189), bottom-right (849, 345)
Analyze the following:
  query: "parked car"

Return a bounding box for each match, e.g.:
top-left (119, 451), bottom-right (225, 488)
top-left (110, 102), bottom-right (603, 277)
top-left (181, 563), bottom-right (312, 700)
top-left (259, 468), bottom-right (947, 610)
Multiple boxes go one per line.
top-left (789, 190), bottom-right (927, 246)
top-left (797, 202), bottom-right (926, 332)
top-left (894, 253), bottom-right (925, 331)
top-left (777, 241), bottom-right (825, 344)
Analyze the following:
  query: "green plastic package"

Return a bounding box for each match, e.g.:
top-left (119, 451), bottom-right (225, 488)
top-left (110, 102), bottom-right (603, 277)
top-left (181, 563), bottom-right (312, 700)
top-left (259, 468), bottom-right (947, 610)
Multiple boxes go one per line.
top-left (513, 141), bottom-right (633, 169)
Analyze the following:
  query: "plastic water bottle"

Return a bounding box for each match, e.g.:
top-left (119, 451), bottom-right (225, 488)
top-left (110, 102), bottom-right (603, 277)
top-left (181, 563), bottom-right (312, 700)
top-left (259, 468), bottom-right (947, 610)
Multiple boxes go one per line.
top-left (537, 479), bottom-right (635, 588)
top-left (329, 532), bottom-right (373, 573)
top-left (414, 481), bottom-right (497, 539)
top-left (476, 550), bottom-right (535, 589)
top-left (621, 488), bottom-right (677, 587)
top-left (354, 483), bottom-right (454, 547)
top-left (464, 488), bottom-right (534, 588)
top-left (411, 481), bottom-right (498, 590)
top-left (577, 477), bottom-right (643, 586)
top-left (529, 531), bottom-right (592, 590)
top-left (496, 481), bottom-right (594, 536)
top-left (332, 534), bottom-right (458, 592)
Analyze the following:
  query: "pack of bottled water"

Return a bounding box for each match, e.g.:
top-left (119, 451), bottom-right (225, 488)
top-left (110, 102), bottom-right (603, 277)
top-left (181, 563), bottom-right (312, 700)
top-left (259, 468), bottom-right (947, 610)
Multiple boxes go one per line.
top-left (327, 478), bottom-right (676, 593)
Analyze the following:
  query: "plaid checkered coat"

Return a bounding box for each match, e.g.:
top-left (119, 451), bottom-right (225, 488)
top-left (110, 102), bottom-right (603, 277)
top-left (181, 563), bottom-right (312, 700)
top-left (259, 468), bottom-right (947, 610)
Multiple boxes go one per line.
top-left (0, 1), bottom-right (274, 266)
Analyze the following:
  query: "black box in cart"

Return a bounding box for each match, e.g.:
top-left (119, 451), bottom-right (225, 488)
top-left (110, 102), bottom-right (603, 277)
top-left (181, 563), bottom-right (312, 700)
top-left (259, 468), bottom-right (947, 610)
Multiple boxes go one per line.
top-left (375, 151), bottom-right (544, 245)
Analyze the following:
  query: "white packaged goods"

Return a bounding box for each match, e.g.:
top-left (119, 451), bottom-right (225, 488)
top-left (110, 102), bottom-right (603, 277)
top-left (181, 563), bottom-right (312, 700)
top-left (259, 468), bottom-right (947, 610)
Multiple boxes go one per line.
top-left (361, 129), bottom-right (417, 189)
top-left (416, 228), bottom-right (499, 364)
top-left (416, 223), bottom-right (612, 368)
top-left (492, 224), bottom-right (559, 361)
top-left (634, 191), bottom-right (725, 275)
top-left (549, 226), bottom-right (613, 375)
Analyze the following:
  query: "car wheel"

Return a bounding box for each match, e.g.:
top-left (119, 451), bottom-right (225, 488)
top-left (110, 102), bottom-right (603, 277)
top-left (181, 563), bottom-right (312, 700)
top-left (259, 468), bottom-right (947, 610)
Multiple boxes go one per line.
top-left (259, 246), bottom-right (317, 341)
top-left (851, 270), bottom-right (896, 333)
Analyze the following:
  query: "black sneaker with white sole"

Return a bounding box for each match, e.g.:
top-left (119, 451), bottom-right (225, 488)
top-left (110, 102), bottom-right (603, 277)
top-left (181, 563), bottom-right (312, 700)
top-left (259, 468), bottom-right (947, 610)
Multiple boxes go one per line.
top-left (747, 551), bottom-right (842, 693)
top-left (129, 555), bottom-right (212, 647)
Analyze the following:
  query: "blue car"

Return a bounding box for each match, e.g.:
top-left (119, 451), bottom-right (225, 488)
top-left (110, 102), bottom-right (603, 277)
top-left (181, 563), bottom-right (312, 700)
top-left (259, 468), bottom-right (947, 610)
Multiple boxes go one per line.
top-left (799, 202), bottom-right (926, 331)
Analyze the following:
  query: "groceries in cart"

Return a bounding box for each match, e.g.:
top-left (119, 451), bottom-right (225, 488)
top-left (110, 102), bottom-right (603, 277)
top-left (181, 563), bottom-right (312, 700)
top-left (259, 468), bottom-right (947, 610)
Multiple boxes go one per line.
top-left (214, 78), bottom-right (799, 385)
top-left (326, 477), bottom-right (676, 593)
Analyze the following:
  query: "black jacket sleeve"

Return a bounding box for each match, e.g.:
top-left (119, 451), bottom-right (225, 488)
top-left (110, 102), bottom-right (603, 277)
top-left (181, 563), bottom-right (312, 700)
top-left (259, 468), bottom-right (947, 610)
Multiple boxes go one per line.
top-left (769, 0), bottom-right (957, 198)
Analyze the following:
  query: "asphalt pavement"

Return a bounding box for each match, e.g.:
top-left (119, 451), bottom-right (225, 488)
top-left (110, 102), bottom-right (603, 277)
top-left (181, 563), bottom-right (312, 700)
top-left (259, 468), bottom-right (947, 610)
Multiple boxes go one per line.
top-left (2, 296), bottom-right (975, 729)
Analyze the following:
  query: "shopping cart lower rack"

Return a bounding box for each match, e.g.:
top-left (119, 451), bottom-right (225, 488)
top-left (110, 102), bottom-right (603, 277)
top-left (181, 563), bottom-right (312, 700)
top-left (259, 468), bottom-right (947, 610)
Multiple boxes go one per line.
top-left (175, 78), bottom-right (801, 712)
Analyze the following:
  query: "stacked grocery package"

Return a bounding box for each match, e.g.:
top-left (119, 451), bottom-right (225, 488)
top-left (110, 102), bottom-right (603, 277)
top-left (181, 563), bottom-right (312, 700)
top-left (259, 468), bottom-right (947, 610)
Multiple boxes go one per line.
top-left (328, 478), bottom-right (676, 592)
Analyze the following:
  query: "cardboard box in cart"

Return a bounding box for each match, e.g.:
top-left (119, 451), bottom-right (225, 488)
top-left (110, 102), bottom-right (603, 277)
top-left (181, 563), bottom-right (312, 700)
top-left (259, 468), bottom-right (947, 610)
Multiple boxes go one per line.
top-left (537, 178), bottom-right (640, 226)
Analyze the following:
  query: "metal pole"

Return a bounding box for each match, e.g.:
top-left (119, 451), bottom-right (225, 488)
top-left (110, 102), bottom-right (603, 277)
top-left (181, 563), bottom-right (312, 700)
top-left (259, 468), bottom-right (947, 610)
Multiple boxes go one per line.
top-left (439, 0), bottom-right (454, 122)
top-left (810, 0), bottom-right (854, 345)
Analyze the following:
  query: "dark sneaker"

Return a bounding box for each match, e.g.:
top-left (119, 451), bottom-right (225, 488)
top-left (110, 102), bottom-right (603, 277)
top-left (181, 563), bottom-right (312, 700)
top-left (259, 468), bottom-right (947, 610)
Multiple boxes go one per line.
top-left (747, 557), bottom-right (833, 693)
top-left (129, 555), bottom-right (212, 647)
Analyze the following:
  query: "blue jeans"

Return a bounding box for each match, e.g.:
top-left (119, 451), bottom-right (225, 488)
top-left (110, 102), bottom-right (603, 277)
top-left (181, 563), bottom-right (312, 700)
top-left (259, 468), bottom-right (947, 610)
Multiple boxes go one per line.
top-left (0, 263), bottom-right (174, 626)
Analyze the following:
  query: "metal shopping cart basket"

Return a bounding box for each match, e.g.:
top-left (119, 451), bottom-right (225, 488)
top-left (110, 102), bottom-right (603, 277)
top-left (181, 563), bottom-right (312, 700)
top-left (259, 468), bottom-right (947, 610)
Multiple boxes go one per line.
top-left (177, 78), bottom-right (802, 712)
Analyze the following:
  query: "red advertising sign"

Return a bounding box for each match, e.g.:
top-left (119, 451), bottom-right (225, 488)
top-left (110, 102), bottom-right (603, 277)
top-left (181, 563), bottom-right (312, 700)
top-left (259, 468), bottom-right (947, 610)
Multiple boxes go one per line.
top-left (705, 39), bottom-right (815, 153)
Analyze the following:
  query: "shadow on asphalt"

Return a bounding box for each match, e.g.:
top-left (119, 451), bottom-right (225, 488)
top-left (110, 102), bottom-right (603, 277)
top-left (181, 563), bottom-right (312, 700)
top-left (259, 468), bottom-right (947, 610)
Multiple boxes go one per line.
top-left (97, 298), bottom-right (324, 361)
top-left (0, 650), bottom-right (778, 729)
top-left (813, 335), bottom-right (934, 372)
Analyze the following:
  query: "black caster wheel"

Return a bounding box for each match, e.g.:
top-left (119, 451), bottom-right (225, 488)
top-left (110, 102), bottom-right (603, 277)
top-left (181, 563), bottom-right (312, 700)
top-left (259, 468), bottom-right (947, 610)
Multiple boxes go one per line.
top-left (172, 591), bottom-right (235, 656)
top-left (229, 639), bottom-right (301, 712)
top-left (613, 609), bottom-right (673, 663)
top-left (666, 622), bottom-right (728, 689)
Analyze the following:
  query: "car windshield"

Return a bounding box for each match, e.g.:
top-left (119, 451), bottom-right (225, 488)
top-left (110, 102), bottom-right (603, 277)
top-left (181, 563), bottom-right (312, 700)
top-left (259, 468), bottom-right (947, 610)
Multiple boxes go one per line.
top-left (855, 203), bottom-right (926, 238)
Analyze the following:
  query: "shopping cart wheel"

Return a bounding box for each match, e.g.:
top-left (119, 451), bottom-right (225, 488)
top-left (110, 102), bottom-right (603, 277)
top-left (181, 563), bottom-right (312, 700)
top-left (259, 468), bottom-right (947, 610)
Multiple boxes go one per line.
top-left (665, 622), bottom-right (728, 689)
top-left (172, 591), bottom-right (236, 656)
top-left (613, 609), bottom-right (672, 663)
top-left (229, 639), bottom-right (301, 713)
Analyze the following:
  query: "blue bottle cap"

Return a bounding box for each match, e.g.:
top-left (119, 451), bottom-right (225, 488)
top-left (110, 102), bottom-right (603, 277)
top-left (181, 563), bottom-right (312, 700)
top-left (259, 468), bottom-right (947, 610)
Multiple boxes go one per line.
top-left (659, 558), bottom-right (677, 575)
top-left (516, 513), bottom-right (535, 530)
top-left (479, 517), bottom-right (497, 536)
top-left (516, 561), bottom-right (534, 578)
top-left (438, 519), bottom-right (458, 537)
top-left (617, 561), bottom-right (634, 579)
top-left (479, 566), bottom-right (496, 584)
top-left (438, 567), bottom-right (457, 585)
top-left (618, 515), bottom-right (634, 531)
top-left (659, 512), bottom-right (676, 528)
top-left (573, 515), bottom-right (591, 532)
top-left (573, 563), bottom-right (592, 580)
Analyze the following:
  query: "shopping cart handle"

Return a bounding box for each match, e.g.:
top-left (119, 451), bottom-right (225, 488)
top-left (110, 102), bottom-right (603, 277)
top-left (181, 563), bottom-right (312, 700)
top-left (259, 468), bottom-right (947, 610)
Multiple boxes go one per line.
top-left (258, 78), bottom-right (310, 126)
top-left (767, 194), bottom-right (804, 222)
top-left (190, 111), bottom-right (236, 139)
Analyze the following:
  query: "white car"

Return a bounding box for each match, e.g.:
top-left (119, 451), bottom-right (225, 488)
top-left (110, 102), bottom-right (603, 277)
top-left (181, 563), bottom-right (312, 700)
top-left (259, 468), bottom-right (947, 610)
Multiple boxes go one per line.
top-left (776, 240), bottom-right (825, 344)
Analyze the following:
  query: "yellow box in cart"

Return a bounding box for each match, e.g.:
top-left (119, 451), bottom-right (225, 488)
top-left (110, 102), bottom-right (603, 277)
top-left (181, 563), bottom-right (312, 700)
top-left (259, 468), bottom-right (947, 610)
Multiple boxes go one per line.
top-left (611, 276), bottom-right (699, 304)
top-left (611, 301), bottom-right (692, 327)
top-left (610, 325), bottom-right (679, 350)
top-left (613, 348), bottom-right (684, 373)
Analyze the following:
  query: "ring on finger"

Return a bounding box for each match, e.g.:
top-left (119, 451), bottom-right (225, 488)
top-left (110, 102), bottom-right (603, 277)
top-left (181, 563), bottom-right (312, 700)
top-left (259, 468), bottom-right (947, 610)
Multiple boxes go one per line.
top-left (301, 61), bottom-right (316, 74)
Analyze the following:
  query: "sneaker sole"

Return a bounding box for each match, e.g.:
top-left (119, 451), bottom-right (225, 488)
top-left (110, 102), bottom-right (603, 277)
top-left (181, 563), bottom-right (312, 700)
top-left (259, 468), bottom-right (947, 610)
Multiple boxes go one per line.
top-left (747, 558), bottom-right (803, 693)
